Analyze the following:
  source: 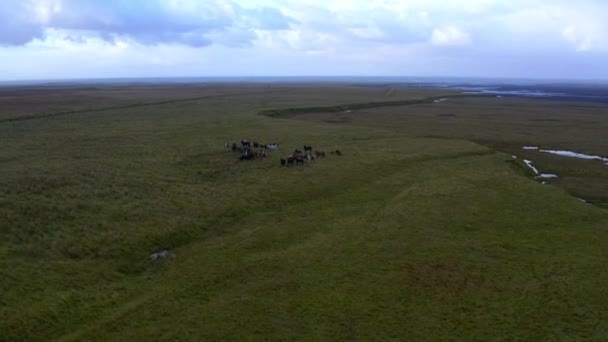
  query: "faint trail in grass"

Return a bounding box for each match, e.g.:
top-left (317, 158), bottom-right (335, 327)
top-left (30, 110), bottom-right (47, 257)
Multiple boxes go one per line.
top-left (0, 89), bottom-right (288, 123)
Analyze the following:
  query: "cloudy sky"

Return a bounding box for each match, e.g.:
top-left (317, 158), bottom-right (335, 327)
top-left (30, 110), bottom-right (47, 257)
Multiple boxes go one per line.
top-left (1, 0), bottom-right (608, 81)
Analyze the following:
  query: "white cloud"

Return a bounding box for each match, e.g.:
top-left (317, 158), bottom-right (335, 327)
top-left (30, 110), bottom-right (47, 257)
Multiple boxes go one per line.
top-left (562, 27), bottom-right (593, 52)
top-left (430, 26), bottom-right (471, 46)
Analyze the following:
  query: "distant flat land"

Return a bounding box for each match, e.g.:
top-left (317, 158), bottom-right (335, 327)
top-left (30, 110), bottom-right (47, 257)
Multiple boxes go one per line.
top-left (1, 84), bottom-right (607, 341)
top-left (279, 95), bottom-right (608, 207)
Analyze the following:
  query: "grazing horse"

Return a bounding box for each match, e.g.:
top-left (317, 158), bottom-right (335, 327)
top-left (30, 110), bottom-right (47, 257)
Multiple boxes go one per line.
top-left (296, 156), bottom-right (305, 165)
top-left (267, 143), bottom-right (279, 151)
top-left (304, 145), bottom-right (313, 153)
top-left (335, 150), bottom-right (342, 156)
top-left (231, 143), bottom-right (237, 151)
top-left (253, 142), bottom-right (259, 148)
top-left (293, 150), bottom-right (304, 162)
top-left (306, 153), bottom-right (315, 161)
top-left (315, 151), bottom-right (325, 158)
top-left (280, 158), bottom-right (287, 166)
top-left (241, 140), bottom-right (251, 148)
top-left (240, 148), bottom-right (256, 160)
top-left (287, 156), bottom-right (295, 166)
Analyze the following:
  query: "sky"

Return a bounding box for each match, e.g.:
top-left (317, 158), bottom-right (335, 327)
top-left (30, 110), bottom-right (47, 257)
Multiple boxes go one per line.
top-left (1, 0), bottom-right (608, 81)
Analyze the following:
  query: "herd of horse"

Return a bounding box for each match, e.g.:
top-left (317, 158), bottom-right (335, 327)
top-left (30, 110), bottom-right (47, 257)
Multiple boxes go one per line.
top-left (225, 139), bottom-right (341, 165)
top-left (224, 140), bottom-right (278, 160)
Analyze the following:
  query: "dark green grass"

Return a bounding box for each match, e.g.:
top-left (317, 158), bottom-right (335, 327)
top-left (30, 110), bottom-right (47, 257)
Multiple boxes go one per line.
top-left (257, 94), bottom-right (484, 117)
top-left (61, 150), bottom-right (608, 341)
top-left (1, 85), bottom-right (607, 341)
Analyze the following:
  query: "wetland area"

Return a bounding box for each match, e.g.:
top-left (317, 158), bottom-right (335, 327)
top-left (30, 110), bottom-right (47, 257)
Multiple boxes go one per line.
top-left (1, 80), bottom-right (608, 340)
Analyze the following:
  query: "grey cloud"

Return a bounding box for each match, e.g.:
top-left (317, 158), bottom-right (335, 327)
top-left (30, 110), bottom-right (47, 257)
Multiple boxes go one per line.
top-left (0, 3), bottom-right (45, 46)
top-left (0, 0), bottom-right (293, 47)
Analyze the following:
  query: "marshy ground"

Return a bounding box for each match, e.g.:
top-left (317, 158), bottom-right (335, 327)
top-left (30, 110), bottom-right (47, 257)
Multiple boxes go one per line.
top-left (1, 84), bottom-right (607, 340)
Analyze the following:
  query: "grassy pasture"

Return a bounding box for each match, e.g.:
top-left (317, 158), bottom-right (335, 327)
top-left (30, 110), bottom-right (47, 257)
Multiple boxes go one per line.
top-left (284, 95), bottom-right (608, 207)
top-left (1, 84), bottom-right (607, 341)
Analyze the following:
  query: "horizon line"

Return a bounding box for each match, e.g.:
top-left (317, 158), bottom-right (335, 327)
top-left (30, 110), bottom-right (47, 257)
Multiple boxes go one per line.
top-left (2, 75), bottom-right (608, 86)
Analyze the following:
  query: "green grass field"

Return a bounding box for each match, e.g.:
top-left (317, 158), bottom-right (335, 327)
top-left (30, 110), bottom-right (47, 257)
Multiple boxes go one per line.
top-left (1, 84), bottom-right (607, 340)
top-left (282, 95), bottom-right (608, 208)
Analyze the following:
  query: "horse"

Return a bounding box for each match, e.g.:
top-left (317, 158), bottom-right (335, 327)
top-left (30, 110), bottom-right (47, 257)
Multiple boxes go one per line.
top-left (296, 156), bottom-right (305, 165)
top-left (306, 154), bottom-right (315, 161)
top-left (231, 143), bottom-right (237, 152)
top-left (240, 148), bottom-right (256, 161)
top-left (241, 140), bottom-right (251, 148)
top-left (253, 142), bottom-right (259, 148)
top-left (335, 150), bottom-right (342, 156)
top-left (287, 156), bottom-right (295, 166)
top-left (280, 158), bottom-right (287, 166)
top-left (304, 145), bottom-right (312, 152)
top-left (315, 151), bottom-right (325, 158)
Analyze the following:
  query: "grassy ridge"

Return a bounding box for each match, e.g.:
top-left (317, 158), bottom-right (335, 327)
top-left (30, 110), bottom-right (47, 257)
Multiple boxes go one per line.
top-left (257, 94), bottom-right (489, 118)
top-left (1, 85), bottom-right (607, 340)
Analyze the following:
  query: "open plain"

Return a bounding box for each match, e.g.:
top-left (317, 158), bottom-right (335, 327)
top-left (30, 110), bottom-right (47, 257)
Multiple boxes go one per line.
top-left (1, 83), bottom-right (608, 341)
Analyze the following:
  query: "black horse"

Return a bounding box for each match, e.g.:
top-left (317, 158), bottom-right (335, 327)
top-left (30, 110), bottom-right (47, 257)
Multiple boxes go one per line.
top-left (241, 140), bottom-right (251, 148)
top-left (315, 151), bottom-right (325, 158)
top-left (239, 148), bottom-right (255, 160)
top-left (280, 158), bottom-right (287, 166)
top-left (304, 145), bottom-right (313, 152)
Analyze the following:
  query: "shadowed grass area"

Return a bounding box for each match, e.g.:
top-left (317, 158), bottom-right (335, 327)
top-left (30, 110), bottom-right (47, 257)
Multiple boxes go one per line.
top-left (1, 84), bottom-right (607, 341)
top-left (257, 94), bottom-right (488, 118)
